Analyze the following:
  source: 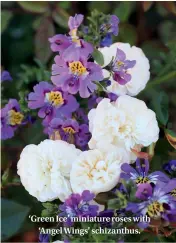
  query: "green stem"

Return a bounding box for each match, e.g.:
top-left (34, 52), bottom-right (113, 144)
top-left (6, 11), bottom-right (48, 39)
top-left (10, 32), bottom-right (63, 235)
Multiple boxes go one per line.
top-left (146, 71), bottom-right (176, 90)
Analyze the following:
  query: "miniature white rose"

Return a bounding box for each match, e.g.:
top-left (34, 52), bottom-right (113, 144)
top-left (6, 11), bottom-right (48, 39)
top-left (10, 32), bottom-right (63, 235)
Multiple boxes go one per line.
top-left (99, 42), bottom-right (150, 96)
top-left (17, 139), bottom-right (81, 202)
top-left (88, 96), bottom-right (159, 156)
top-left (70, 146), bottom-right (129, 195)
top-left (52, 241), bottom-right (64, 243)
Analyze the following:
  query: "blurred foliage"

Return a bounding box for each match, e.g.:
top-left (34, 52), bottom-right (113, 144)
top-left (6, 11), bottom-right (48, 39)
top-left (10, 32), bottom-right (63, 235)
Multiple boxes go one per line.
top-left (1, 1), bottom-right (176, 242)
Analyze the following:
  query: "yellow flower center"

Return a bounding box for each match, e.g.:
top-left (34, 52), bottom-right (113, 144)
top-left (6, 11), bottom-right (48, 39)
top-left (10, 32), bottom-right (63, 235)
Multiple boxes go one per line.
top-left (117, 61), bottom-right (124, 67)
top-left (69, 61), bottom-right (87, 76)
top-left (8, 110), bottom-right (24, 125)
top-left (69, 29), bottom-right (81, 45)
top-left (47, 91), bottom-right (64, 106)
top-left (147, 201), bottom-right (164, 218)
top-left (170, 188), bottom-right (176, 197)
top-left (135, 176), bottom-right (150, 184)
top-left (62, 126), bottom-right (76, 134)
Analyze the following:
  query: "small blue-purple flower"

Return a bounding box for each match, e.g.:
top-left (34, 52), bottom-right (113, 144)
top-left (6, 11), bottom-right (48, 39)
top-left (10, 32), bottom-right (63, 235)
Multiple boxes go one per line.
top-left (107, 92), bottom-right (118, 102)
top-left (1, 99), bottom-right (24, 140)
top-left (120, 159), bottom-right (169, 185)
top-left (126, 180), bottom-right (176, 228)
top-left (163, 160), bottom-right (176, 175)
top-left (28, 81), bottom-right (79, 126)
top-left (100, 34), bottom-right (112, 47)
top-left (51, 54), bottom-right (103, 98)
top-left (39, 233), bottom-right (50, 243)
top-left (46, 118), bottom-right (90, 149)
top-left (100, 15), bottom-right (120, 36)
top-left (59, 190), bottom-right (99, 226)
top-left (1, 70), bottom-right (12, 83)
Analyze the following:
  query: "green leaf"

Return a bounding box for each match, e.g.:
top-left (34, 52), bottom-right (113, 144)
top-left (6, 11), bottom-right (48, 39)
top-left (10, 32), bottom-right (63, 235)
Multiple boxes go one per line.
top-left (88, 1), bottom-right (111, 13)
top-left (52, 7), bottom-right (69, 28)
top-left (92, 49), bottom-right (104, 66)
top-left (35, 17), bottom-right (55, 64)
top-left (41, 203), bottom-right (58, 217)
top-left (113, 2), bottom-right (135, 23)
top-left (95, 191), bottom-right (116, 205)
top-left (59, 1), bottom-right (71, 10)
top-left (159, 21), bottom-right (176, 44)
top-left (1, 168), bottom-right (10, 187)
top-left (18, 1), bottom-right (48, 13)
top-left (151, 91), bottom-right (169, 126)
top-left (1, 198), bottom-right (30, 241)
top-left (108, 191), bottom-right (127, 210)
top-left (1, 11), bottom-right (13, 33)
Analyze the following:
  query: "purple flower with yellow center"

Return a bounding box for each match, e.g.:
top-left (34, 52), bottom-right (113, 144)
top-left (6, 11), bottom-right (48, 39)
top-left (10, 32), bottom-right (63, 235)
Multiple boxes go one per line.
top-left (47, 118), bottom-right (90, 149)
top-left (126, 180), bottom-right (176, 228)
top-left (59, 190), bottom-right (99, 226)
top-left (120, 159), bottom-right (169, 185)
top-left (111, 48), bottom-right (136, 85)
top-left (28, 82), bottom-right (79, 125)
top-left (49, 14), bottom-right (93, 59)
top-left (51, 54), bottom-right (103, 98)
top-left (168, 179), bottom-right (176, 199)
top-left (100, 15), bottom-right (120, 36)
top-left (163, 160), bottom-right (176, 175)
top-left (1, 99), bottom-right (24, 140)
top-left (1, 70), bottom-right (12, 82)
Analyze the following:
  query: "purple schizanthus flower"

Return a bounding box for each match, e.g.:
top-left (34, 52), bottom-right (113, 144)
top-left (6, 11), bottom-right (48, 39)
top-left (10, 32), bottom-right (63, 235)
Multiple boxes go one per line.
top-left (163, 160), bottom-right (176, 175)
top-left (120, 159), bottom-right (169, 185)
top-left (49, 14), bottom-right (93, 59)
top-left (74, 108), bottom-right (88, 124)
top-left (39, 233), bottom-right (50, 243)
top-left (111, 48), bottom-right (136, 85)
top-left (168, 179), bottom-right (176, 199)
top-left (68, 14), bottom-right (84, 30)
top-left (100, 34), bottom-right (112, 47)
top-left (1, 70), bottom-right (12, 82)
top-left (59, 190), bottom-right (99, 226)
top-left (28, 82), bottom-right (79, 125)
top-left (51, 55), bottom-right (103, 98)
top-left (135, 183), bottom-right (153, 200)
top-left (126, 180), bottom-right (176, 228)
top-left (100, 15), bottom-right (120, 36)
top-left (47, 118), bottom-right (90, 149)
top-left (1, 99), bottom-right (24, 140)
top-left (98, 210), bottom-right (114, 228)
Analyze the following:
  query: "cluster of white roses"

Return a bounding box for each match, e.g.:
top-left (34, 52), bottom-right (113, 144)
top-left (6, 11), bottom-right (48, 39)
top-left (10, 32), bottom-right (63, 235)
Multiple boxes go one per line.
top-left (17, 43), bottom-right (159, 203)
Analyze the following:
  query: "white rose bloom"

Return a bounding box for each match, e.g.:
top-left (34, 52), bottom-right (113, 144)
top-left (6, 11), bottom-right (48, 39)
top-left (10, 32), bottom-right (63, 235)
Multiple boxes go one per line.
top-left (17, 139), bottom-right (81, 202)
top-left (99, 42), bottom-right (150, 96)
top-left (52, 241), bottom-right (64, 243)
top-left (70, 145), bottom-right (129, 195)
top-left (88, 96), bottom-right (159, 155)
